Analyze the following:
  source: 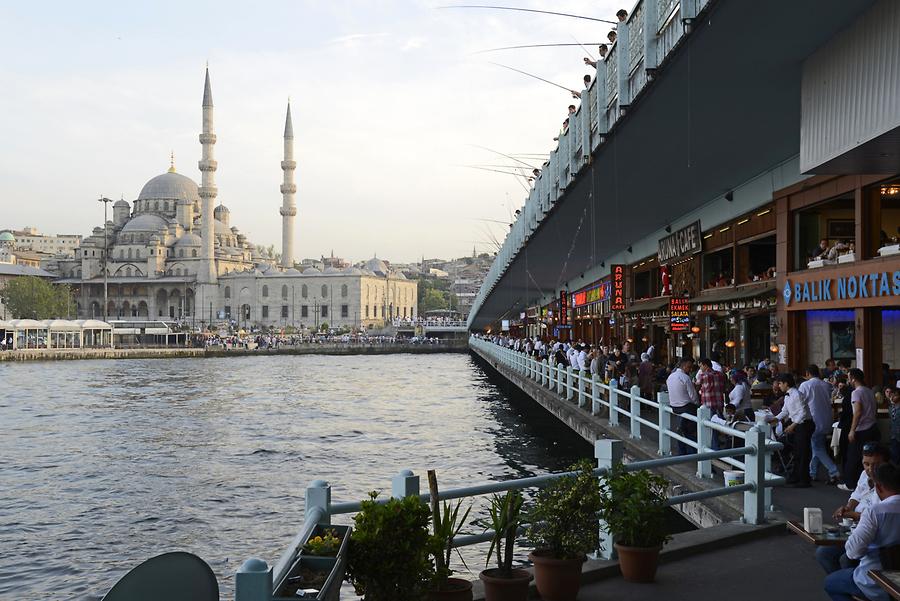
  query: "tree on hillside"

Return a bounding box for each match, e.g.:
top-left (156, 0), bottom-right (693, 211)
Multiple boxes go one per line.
top-left (1, 277), bottom-right (73, 319)
top-left (420, 288), bottom-right (450, 313)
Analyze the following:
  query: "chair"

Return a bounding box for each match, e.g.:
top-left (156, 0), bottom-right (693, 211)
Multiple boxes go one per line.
top-left (102, 552), bottom-right (219, 601)
top-left (880, 543), bottom-right (900, 570)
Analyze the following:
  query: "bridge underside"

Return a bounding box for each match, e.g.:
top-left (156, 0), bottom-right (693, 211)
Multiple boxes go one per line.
top-left (471, 0), bottom-right (876, 330)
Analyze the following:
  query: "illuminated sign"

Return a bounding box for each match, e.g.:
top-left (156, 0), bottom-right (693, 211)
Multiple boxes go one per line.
top-left (784, 271), bottom-right (900, 306)
top-left (559, 290), bottom-right (569, 325)
top-left (658, 221), bottom-right (702, 265)
top-left (669, 296), bottom-right (690, 332)
top-left (611, 265), bottom-right (626, 311)
top-left (570, 282), bottom-right (612, 308)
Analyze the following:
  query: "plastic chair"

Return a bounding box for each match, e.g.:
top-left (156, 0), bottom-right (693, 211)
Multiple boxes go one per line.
top-left (102, 552), bottom-right (219, 601)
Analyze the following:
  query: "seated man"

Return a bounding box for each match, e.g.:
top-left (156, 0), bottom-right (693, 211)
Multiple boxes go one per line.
top-left (824, 462), bottom-right (900, 601)
top-left (817, 444), bottom-right (890, 573)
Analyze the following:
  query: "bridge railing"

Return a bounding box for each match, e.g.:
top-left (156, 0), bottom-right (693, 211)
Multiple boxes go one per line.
top-left (467, 0), bottom-right (717, 329)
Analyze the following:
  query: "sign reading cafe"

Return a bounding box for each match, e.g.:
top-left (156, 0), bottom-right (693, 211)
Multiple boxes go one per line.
top-left (658, 221), bottom-right (702, 265)
top-left (611, 265), bottom-right (626, 311)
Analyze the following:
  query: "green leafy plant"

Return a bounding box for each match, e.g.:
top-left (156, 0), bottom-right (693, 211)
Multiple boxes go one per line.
top-left (302, 528), bottom-right (342, 556)
top-left (597, 465), bottom-right (672, 549)
top-left (528, 459), bottom-right (602, 559)
top-left (480, 490), bottom-right (524, 577)
top-left (431, 499), bottom-right (472, 589)
top-left (345, 492), bottom-right (435, 601)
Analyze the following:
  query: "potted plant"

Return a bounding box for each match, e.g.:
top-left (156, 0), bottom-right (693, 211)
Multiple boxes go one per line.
top-left (427, 470), bottom-right (474, 601)
top-left (597, 465), bottom-right (672, 583)
top-left (345, 492), bottom-right (435, 601)
top-left (527, 459), bottom-right (601, 601)
top-left (274, 524), bottom-right (350, 601)
top-left (478, 490), bottom-right (531, 601)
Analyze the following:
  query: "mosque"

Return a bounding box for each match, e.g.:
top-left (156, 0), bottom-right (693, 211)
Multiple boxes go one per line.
top-left (51, 69), bottom-right (417, 331)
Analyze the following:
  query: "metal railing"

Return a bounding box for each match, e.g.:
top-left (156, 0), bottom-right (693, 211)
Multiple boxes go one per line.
top-left (467, 0), bottom-right (717, 328)
top-left (232, 334), bottom-right (783, 601)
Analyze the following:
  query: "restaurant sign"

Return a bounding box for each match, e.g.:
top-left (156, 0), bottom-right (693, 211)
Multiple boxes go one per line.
top-left (611, 265), bottom-right (626, 311)
top-left (571, 281), bottom-right (612, 308)
top-left (658, 221), bottom-right (702, 265)
top-left (669, 297), bottom-right (690, 332)
top-left (783, 270), bottom-right (900, 307)
top-left (559, 290), bottom-right (569, 325)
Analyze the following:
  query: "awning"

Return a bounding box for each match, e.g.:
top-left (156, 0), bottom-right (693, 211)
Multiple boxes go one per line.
top-left (622, 297), bottom-right (670, 315)
top-left (690, 281), bottom-right (777, 306)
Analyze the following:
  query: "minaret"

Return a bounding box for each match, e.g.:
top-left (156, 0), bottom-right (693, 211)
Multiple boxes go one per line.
top-left (280, 101), bottom-right (297, 268)
top-left (198, 67), bottom-right (218, 284)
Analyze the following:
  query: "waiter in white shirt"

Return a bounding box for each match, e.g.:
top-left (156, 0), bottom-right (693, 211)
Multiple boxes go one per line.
top-left (665, 357), bottom-right (699, 456)
top-left (768, 373), bottom-right (814, 487)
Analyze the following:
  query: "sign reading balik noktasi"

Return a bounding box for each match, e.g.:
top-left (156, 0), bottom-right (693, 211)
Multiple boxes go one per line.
top-left (658, 221), bottom-right (702, 265)
top-left (783, 270), bottom-right (900, 307)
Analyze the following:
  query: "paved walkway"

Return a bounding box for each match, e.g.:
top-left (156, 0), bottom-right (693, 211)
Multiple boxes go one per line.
top-left (578, 529), bottom-right (829, 600)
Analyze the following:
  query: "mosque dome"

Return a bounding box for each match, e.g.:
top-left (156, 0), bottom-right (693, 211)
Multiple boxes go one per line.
top-left (175, 232), bottom-right (202, 247)
top-left (214, 204), bottom-right (230, 215)
top-left (364, 257), bottom-right (389, 275)
top-left (137, 171), bottom-right (201, 204)
top-left (113, 199), bottom-right (130, 208)
top-left (323, 266), bottom-right (341, 274)
top-left (284, 268), bottom-right (301, 275)
top-left (0, 232), bottom-right (15, 243)
top-left (393, 272), bottom-right (408, 280)
top-left (342, 267), bottom-right (363, 275)
top-left (303, 267), bottom-right (322, 275)
top-left (121, 214), bottom-right (169, 232)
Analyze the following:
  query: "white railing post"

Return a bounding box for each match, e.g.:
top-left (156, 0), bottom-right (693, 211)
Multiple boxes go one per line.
top-left (743, 426), bottom-right (767, 525)
top-left (566, 366), bottom-right (575, 401)
top-left (392, 469), bottom-right (420, 499)
top-left (557, 363), bottom-right (565, 395)
top-left (657, 391), bottom-right (671, 456)
top-left (758, 421), bottom-right (773, 510)
top-left (608, 379), bottom-right (619, 427)
top-left (544, 359), bottom-right (551, 387)
top-left (235, 558), bottom-right (272, 601)
top-left (629, 385), bottom-right (642, 439)
top-left (591, 374), bottom-right (602, 415)
top-left (696, 405), bottom-right (713, 478)
top-left (578, 371), bottom-right (587, 408)
top-left (596, 439), bottom-right (624, 560)
top-left (306, 479), bottom-right (332, 525)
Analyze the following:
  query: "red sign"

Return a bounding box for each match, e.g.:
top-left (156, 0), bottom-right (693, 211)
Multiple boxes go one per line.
top-left (669, 296), bottom-right (690, 332)
top-left (610, 265), bottom-right (626, 311)
top-left (559, 290), bottom-right (569, 325)
top-left (573, 291), bottom-right (587, 307)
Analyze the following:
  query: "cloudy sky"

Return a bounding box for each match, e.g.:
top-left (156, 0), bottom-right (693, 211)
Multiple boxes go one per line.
top-left (1, 0), bottom-right (620, 263)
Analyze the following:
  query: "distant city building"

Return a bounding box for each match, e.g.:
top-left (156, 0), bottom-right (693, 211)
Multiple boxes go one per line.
top-left (0, 226), bottom-right (82, 258)
top-left (0, 233), bottom-right (57, 319)
top-left (46, 69), bottom-right (415, 330)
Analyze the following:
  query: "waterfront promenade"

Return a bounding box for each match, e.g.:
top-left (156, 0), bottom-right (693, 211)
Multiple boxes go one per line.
top-left (0, 339), bottom-right (468, 362)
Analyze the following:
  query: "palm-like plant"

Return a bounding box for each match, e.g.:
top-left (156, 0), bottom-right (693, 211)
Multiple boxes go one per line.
top-left (482, 490), bottom-right (524, 577)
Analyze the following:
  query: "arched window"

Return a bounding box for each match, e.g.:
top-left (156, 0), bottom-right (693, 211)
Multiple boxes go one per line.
top-left (135, 249), bottom-right (141, 259)
top-left (163, 201), bottom-right (169, 212)
top-left (176, 268), bottom-right (182, 276)
top-left (341, 284), bottom-right (348, 298)
top-left (154, 200), bottom-right (159, 211)
top-left (127, 248), bottom-right (133, 259)
top-left (120, 249), bottom-right (125, 258)
top-left (125, 267), bottom-right (132, 277)
top-left (192, 249), bottom-right (198, 258)
top-left (262, 285), bottom-right (269, 297)
top-left (179, 249), bottom-right (185, 258)
top-left (224, 286), bottom-right (231, 299)
top-left (321, 285), bottom-right (328, 298)
top-left (281, 285), bottom-right (288, 300)
top-left (302, 284), bottom-right (308, 298)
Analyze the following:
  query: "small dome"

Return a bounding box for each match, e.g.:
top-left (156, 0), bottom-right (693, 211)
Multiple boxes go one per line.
top-left (393, 272), bottom-right (408, 280)
top-left (138, 171), bottom-right (201, 204)
top-left (113, 199), bottom-right (130, 208)
top-left (121, 214), bottom-right (169, 233)
top-left (0, 232), bottom-right (15, 242)
top-left (175, 232), bottom-right (202, 247)
top-left (302, 267), bottom-right (322, 275)
top-left (342, 267), bottom-right (363, 275)
top-left (284, 268), bottom-right (301, 275)
top-left (323, 266), bottom-right (341, 274)
top-left (214, 204), bottom-right (230, 214)
top-left (364, 257), bottom-right (389, 275)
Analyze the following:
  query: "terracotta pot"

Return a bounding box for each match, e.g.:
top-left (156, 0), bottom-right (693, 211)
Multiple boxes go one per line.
top-left (529, 550), bottom-right (584, 601)
top-left (429, 577), bottom-right (474, 601)
top-left (479, 568), bottom-right (532, 601)
top-left (614, 544), bottom-right (662, 583)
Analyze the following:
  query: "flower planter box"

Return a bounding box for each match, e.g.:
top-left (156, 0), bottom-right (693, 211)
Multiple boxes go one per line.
top-left (274, 524), bottom-right (351, 601)
top-left (879, 244), bottom-right (900, 257)
top-left (838, 252), bottom-right (856, 264)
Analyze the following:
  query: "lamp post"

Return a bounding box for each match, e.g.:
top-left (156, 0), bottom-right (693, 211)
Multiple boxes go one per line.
top-left (98, 197), bottom-right (113, 321)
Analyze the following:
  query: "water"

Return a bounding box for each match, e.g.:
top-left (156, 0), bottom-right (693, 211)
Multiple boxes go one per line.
top-left (0, 353), bottom-right (592, 600)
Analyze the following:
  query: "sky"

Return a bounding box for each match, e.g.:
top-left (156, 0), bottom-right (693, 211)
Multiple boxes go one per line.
top-left (0, 0), bottom-right (621, 263)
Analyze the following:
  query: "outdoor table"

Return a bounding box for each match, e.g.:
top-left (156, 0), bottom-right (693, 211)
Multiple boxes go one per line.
top-left (869, 570), bottom-right (900, 600)
top-left (786, 520), bottom-right (849, 547)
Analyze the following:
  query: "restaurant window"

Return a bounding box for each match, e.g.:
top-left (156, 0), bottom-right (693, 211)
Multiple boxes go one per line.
top-left (794, 194), bottom-right (855, 270)
top-left (871, 178), bottom-right (900, 259)
top-left (341, 304), bottom-right (349, 318)
top-left (632, 266), bottom-right (659, 300)
top-left (703, 247), bottom-right (733, 288)
top-left (735, 235), bottom-right (776, 284)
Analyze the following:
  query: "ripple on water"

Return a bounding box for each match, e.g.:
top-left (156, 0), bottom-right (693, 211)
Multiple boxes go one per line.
top-left (0, 353), bottom-right (591, 600)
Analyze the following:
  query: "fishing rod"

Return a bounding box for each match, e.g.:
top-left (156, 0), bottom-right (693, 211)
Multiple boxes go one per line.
top-left (439, 5), bottom-right (617, 25)
top-left (488, 62), bottom-right (577, 95)
top-left (473, 42), bottom-right (604, 54)
top-left (469, 144), bottom-right (541, 169)
top-left (462, 165), bottom-right (532, 192)
top-left (572, 35), bottom-right (594, 61)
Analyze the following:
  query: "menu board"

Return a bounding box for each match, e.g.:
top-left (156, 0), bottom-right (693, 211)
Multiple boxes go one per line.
top-left (669, 296), bottom-right (690, 332)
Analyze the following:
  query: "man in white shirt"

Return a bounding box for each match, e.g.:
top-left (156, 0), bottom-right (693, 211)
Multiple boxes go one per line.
top-left (666, 357), bottom-right (699, 456)
top-left (768, 373), bottom-right (814, 487)
top-left (824, 463), bottom-right (900, 601)
top-left (800, 364), bottom-right (840, 484)
top-left (817, 444), bottom-right (890, 573)
top-left (577, 345), bottom-right (589, 371)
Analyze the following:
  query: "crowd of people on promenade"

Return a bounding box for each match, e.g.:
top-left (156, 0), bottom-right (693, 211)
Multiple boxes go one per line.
top-left (194, 333), bottom-right (448, 349)
top-left (477, 332), bottom-right (900, 601)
